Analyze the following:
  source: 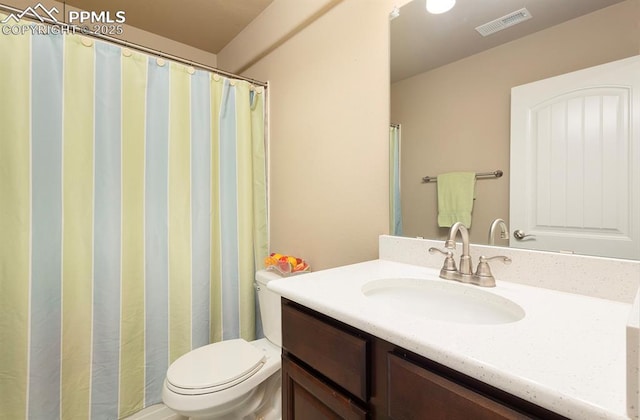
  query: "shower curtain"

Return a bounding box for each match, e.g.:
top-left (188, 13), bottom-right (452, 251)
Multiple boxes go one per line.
top-left (389, 124), bottom-right (403, 236)
top-left (0, 26), bottom-right (268, 420)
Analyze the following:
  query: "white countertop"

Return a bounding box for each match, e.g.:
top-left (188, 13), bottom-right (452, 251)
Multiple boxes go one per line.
top-left (268, 259), bottom-right (633, 419)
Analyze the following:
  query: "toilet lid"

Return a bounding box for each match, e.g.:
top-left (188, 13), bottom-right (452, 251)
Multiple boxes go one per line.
top-left (166, 339), bottom-right (266, 395)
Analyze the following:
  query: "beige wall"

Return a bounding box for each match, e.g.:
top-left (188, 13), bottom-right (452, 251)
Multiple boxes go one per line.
top-left (236, 0), bottom-right (400, 270)
top-left (218, 0), bottom-right (343, 74)
top-left (391, 0), bottom-right (640, 245)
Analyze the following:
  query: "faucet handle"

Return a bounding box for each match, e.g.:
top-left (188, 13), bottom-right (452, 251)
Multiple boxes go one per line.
top-left (473, 255), bottom-right (511, 287)
top-left (429, 246), bottom-right (451, 256)
top-left (480, 255), bottom-right (512, 264)
top-left (429, 247), bottom-right (458, 280)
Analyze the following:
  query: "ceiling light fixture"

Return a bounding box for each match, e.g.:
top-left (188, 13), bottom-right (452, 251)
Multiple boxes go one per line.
top-left (426, 0), bottom-right (456, 14)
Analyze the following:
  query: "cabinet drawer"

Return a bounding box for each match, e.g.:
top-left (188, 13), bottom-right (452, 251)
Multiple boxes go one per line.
top-left (388, 353), bottom-right (529, 420)
top-left (282, 303), bottom-right (368, 401)
top-left (283, 356), bottom-right (367, 420)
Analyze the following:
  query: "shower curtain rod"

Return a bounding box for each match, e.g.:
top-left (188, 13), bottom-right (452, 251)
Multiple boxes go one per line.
top-left (0, 3), bottom-right (268, 88)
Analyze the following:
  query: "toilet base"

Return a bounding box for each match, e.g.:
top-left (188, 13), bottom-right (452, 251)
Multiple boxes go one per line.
top-left (252, 372), bottom-right (282, 420)
top-left (174, 372), bottom-right (280, 420)
top-left (182, 373), bottom-right (280, 420)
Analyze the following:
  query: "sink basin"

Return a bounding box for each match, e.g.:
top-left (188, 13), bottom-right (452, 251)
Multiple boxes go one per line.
top-left (362, 278), bottom-right (525, 325)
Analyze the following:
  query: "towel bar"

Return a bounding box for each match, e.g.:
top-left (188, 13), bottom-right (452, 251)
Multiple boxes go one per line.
top-left (422, 170), bottom-right (503, 183)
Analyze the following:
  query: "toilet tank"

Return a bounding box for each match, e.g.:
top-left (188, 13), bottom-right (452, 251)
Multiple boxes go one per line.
top-left (255, 270), bottom-right (283, 347)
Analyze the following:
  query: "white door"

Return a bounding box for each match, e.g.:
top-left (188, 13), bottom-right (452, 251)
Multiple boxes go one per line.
top-left (510, 55), bottom-right (640, 259)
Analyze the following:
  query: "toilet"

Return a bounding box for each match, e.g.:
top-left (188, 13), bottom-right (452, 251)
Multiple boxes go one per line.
top-left (162, 270), bottom-right (283, 420)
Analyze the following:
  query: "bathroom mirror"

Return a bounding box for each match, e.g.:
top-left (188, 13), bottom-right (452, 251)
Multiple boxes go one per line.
top-left (390, 0), bottom-right (639, 259)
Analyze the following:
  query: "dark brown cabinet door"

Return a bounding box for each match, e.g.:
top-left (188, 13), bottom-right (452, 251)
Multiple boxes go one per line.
top-left (388, 353), bottom-right (530, 420)
top-left (282, 356), bottom-right (368, 420)
top-left (281, 302), bottom-right (369, 401)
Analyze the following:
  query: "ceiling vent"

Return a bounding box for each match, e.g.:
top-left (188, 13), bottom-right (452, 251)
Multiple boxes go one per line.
top-left (475, 8), bottom-right (532, 37)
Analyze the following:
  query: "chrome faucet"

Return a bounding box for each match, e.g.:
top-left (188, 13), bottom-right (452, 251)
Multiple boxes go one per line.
top-left (429, 221), bottom-right (511, 287)
top-left (488, 218), bottom-right (508, 245)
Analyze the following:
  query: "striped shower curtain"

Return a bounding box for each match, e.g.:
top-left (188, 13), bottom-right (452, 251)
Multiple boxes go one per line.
top-left (0, 25), bottom-right (268, 420)
top-left (389, 124), bottom-right (402, 236)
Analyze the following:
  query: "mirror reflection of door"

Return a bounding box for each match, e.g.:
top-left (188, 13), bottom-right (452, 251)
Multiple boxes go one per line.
top-left (510, 55), bottom-right (640, 259)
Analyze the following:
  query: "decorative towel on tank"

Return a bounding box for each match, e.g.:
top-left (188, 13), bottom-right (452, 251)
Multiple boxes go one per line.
top-left (437, 172), bottom-right (476, 228)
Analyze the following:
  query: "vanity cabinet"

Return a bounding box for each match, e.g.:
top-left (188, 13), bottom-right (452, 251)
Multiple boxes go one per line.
top-left (281, 299), bottom-right (567, 420)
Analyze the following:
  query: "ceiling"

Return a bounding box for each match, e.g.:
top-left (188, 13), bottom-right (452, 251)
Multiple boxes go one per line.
top-left (391, 0), bottom-right (626, 83)
top-left (59, 0), bottom-right (627, 77)
top-left (63, 0), bottom-right (275, 54)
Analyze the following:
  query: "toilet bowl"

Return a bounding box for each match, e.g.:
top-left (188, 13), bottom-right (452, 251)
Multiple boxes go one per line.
top-left (162, 270), bottom-right (284, 419)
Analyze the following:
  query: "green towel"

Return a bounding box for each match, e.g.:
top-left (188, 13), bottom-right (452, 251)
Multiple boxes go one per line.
top-left (437, 172), bottom-right (476, 228)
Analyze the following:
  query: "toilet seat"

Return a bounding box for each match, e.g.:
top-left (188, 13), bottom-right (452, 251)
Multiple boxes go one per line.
top-left (166, 339), bottom-right (266, 396)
